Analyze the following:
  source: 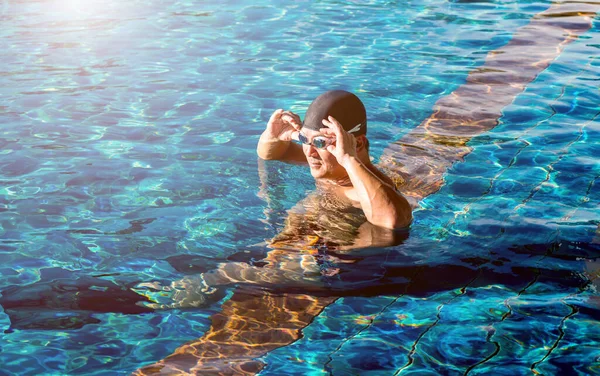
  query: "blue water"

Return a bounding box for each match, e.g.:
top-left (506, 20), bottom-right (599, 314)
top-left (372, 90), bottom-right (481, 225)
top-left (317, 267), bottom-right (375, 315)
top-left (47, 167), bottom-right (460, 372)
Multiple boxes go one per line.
top-left (1, 0), bottom-right (599, 374)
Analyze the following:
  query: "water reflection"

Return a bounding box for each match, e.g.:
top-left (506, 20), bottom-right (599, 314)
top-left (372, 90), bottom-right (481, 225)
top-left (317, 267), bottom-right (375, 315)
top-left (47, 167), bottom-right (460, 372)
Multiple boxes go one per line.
top-left (0, 1), bottom-right (598, 374)
top-left (134, 3), bottom-right (598, 374)
top-left (379, 1), bottom-right (598, 203)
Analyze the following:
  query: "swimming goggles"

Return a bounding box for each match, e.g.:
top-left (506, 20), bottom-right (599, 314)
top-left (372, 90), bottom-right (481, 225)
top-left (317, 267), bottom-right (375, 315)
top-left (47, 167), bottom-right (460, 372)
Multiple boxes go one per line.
top-left (297, 133), bottom-right (334, 149)
top-left (297, 121), bottom-right (364, 149)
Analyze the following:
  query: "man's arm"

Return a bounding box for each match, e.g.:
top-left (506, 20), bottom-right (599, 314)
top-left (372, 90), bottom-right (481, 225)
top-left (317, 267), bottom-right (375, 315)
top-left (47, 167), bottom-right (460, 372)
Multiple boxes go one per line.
top-left (257, 132), bottom-right (306, 162)
top-left (257, 109), bottom-right (307, 163)
top-left (322, 116), bottom-right (413, 229)
top-left (343, 157), bottom-right (413, 229)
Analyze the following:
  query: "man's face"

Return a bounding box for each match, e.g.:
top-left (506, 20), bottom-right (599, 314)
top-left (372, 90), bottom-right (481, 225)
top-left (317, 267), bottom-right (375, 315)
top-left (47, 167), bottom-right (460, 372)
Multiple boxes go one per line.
top-left (300, 128), bottom-right (347, 180)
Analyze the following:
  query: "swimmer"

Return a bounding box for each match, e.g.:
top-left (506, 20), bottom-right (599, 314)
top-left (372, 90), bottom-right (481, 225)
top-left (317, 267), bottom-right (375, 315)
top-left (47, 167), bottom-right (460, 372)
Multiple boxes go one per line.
top-left (257, 90), bottom-right (413, 230)
top-left (135, 91), bottom-right (414, 375)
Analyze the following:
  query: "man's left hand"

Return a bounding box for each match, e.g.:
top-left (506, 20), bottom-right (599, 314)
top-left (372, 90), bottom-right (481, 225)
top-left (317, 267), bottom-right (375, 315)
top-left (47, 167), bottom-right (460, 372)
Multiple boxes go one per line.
top-left (320, 116), bottom-right (358, 167)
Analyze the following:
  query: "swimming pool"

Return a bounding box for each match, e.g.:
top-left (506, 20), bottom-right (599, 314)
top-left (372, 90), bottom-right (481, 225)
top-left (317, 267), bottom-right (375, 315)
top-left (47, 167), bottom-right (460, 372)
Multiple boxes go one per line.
top-left (1, 0), bottom-right (599, 374)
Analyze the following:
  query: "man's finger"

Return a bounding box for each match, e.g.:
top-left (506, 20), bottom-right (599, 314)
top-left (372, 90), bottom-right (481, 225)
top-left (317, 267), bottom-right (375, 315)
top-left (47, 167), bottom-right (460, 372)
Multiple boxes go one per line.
top-left (281, 114), bottom-right (294, 122)
top-left (287, 111), bottom-right (301, 122)
top-left (322, 116), bottom-right (344, 137)
top-left (321, 118), bottom-right (339, 135)
top-left (282, 115), bottom-right (302, 130)
top-left (291, 113), bottom-right (302, 129)
top-left (319, 128), bottom-right (336, 136)
top-left (268, 109), bottom-right (284, 124)
top-left (282, 111), bottom-right (301, 123)
top-left (290, 130), bottom-right (300, 141)
top-left (282, 110), bottom-right (299, 120)
top-left (349, 134), bottom-right (357, 148)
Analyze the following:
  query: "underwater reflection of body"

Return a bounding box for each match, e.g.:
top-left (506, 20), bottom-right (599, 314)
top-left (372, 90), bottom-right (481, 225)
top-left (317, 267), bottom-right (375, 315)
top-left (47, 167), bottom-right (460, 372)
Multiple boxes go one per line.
top-left (131, 234), bottom-right (600, 375)
top-left (133, 164), bottom-right (411, 374)
top-left (1, 239), bottom-right (597, 328)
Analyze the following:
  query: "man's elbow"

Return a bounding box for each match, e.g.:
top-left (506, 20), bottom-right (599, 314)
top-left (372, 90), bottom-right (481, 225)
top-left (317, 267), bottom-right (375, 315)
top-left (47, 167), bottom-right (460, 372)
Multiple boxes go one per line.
top-left (397, 211), bottom-right (413, 229)
top-left (257, 148), bottom-right (270, 160)
top-left (257, 146), bottom-right (278, 161)
top-left (372, 210), bottom-right (412, 230)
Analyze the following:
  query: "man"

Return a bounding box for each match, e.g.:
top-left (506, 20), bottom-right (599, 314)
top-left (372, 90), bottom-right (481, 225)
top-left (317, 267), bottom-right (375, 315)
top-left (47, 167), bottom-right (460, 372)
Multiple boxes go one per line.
top-left (137, 91), bottom-right (412, 306)
top-left (134, 91), bottom-right (414, 375)
top-left (257, 90), bottom-right (413, 230)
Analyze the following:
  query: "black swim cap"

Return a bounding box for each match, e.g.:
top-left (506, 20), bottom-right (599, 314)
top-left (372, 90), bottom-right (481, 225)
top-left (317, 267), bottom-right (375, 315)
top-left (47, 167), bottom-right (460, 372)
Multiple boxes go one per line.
top-left (303, 90), bottom-right (367, 136)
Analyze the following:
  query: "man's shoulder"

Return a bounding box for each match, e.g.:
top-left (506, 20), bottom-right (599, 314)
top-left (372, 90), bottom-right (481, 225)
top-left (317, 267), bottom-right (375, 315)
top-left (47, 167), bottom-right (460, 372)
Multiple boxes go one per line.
top-left (368, 165), bottom-right (398, 190)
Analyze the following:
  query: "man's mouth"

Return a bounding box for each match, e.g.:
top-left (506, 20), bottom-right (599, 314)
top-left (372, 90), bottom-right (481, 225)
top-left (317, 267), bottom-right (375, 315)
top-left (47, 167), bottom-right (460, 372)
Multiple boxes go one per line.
top-left (308, 159), bottom-right (322, 167)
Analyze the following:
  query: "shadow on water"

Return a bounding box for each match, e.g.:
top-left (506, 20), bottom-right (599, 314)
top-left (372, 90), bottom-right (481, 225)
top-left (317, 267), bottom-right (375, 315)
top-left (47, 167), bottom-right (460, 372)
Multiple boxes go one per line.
top-left (0, 268), bottom-right (153, 332)
top-left (0, 240), bottom-right (598, 370)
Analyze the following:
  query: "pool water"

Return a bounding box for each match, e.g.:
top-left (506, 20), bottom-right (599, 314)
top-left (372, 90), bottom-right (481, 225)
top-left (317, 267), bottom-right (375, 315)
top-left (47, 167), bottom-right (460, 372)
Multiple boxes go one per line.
top-left (1, 0), bottom-right (599, 374)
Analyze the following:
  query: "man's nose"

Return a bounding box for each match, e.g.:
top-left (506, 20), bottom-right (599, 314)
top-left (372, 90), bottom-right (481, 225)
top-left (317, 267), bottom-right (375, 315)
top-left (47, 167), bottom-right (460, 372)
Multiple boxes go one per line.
top-left (307, 145), bottom-right (319, 157)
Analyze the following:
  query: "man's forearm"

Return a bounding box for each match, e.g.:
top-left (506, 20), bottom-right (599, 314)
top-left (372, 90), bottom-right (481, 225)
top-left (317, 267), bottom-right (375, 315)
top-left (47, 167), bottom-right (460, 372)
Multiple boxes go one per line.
top-left (342, 157), bottom-right (412, 229)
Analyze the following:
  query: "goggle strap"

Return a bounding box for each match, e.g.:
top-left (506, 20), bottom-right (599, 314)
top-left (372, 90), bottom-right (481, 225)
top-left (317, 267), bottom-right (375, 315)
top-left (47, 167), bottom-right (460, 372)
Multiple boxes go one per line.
top-left (347, 122), bottom-right (363, 134)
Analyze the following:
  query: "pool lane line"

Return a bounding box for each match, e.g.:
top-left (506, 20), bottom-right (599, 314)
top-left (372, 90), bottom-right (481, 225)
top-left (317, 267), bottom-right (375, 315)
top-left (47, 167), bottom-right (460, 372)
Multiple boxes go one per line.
top-left (134, 290), bottom-right (338, 375)
top-left (133, 2), bottom-right (600, 375)
top-left (379, 1), bottom-right (600, 204)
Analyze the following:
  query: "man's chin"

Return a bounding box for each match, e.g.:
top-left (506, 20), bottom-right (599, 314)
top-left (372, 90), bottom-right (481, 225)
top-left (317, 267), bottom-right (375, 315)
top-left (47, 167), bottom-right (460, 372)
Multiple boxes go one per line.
top-left (309, 166), bottom-right (326, 178)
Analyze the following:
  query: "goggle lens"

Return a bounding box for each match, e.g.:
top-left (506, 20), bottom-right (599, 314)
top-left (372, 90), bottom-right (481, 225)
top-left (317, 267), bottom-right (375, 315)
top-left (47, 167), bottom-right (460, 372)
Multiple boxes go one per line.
top-left (298, 133), bottom-right (332, 149)
top-left (298, 133), bottom-right (309, 144)
top-left (312, 138), bottom-right (329, 149)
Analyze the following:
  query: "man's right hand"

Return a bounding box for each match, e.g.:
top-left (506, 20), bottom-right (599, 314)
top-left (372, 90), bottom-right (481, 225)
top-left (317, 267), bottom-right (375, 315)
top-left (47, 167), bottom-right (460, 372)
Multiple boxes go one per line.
top-left (263, 109), bottom-right (302, 142)
top-left (258, 109), bottom-right (307, 162)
